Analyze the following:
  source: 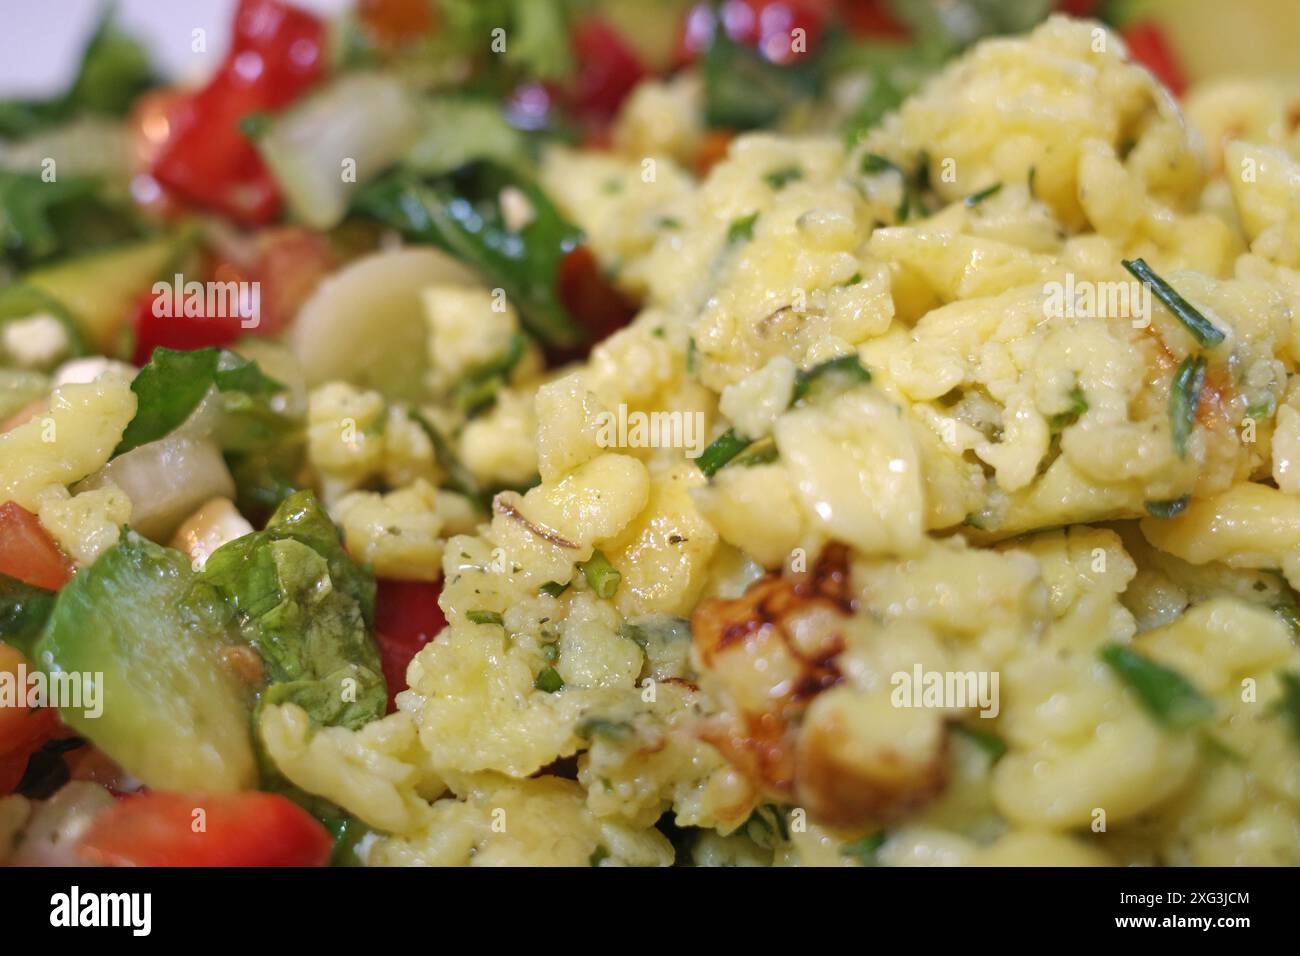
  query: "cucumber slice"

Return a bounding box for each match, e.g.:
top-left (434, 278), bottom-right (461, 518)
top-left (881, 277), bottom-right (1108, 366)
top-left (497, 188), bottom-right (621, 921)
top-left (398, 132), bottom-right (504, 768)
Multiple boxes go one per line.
top-left (288, 246), bottom-right (477, 401)
top-left (34, 533), bottom-right (257, 792)
top-left (25, 236), bottom-right (178, 353)
top-left (256, 73), bottom-right (418, 231)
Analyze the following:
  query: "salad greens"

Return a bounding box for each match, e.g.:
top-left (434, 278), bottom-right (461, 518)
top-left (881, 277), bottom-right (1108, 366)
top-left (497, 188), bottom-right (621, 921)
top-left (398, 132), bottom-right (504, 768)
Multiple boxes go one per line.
top-left (0, 10), bottom-right (154, 141)
top-left (0, 573), bottom-right (57, 660)
top-left (354, 161), bottom-right (585, 348)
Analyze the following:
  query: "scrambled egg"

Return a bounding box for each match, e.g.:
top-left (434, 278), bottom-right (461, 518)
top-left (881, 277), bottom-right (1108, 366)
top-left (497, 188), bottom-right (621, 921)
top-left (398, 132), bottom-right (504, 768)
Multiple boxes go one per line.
top-left (19, 17), bottom-right (1300, 866)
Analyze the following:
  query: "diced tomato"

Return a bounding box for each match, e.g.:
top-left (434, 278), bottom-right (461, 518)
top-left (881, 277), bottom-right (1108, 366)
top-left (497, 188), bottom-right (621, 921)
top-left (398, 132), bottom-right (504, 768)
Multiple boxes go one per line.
top-left (374, 578), bottom-right (445, 712)
top-left (567, 17), bottom-right (647, 123)
top-left (253, 226), bottom-right (335, 335)
top-left (555, 245), bottom-right (638, 361)
top-left (130, 286), bottom-right (246, 365)
top-left (837, 0), bottom-right (908, 39)
top-left (677, 0), bottom-right (832, 65)
top-left (358, 0), bottom-right (437, 46)
top-left (150, 0), bottom-right (326, 224)
top-left (0, 502), bottom-right (73, 591)
top-left (1122, 21), bottom-right (1187, 97)
top-left (0, 645), bottom-right (61, 794)
top-left (1056, 0), bottom-right (1105, 16)
top-left (79, 791), bottom-right (333, 867)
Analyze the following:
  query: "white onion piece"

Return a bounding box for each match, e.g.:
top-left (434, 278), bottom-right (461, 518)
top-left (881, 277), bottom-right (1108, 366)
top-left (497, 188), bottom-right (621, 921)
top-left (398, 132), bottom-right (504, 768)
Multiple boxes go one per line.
top-left (10, 781), bottom-right (115, 867)
top-left (78, 435), bottom-right (235, 542)
top-left (288, 247), bottom-right (479, 401)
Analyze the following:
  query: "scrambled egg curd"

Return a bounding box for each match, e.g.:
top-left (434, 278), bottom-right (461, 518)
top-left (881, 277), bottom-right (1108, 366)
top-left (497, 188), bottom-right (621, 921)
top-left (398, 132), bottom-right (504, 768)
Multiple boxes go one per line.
top-left (3, 13), bottom-right (1300, 868)
top-left (274, 18), bottom-right (1300, 866)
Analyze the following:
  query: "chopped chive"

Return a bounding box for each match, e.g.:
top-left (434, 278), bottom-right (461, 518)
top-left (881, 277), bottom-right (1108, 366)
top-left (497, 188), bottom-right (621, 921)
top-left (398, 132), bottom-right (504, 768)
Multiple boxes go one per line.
top-left (651, 326), bottom-right (666, 338)
top-left (534, 666), bottom-right (564, 693)
top-left (686, 337), bottom-right (698, 374)
top-left (466, 610), bottom-right (503, 626)
top-left (656, 216), bottom-right (681, 230)
top-left (580, 550), bottom-right (621, 599)
top-left (1100, 643), bottom-right (1214, 730)
top-left (764, 165), bottom-right (803, 190)
top-left (576, 717), bottom-right (634, 742)
top-left (964, 182), bottom-right (1002, 206)
top-left (697, 428), bottom-right (753, 478)
top-left (951, 723), bottom-right (1007, 762)
top-left (541, 642), bottom-right (558, 663)
top-left (792, 353), bottom-right (872, 404)
top-left (1027, 166), bottom-right (1037, 198)
top-left (411, 410), bottom-right (487, 514)
top-left (733, 435), bottom-right (779, 467)
top-left (1144, 496), bottom-right (1190, 519)
top-left (1276, 671), bottom-right (1300, 748)
top-left (727, 212), bottom-right (760, 245)
top-left (861, 153), bottom-right (901, 176)
top-left (842, 271), bottom-right (863, 287)
top-left (962, 512), bottom-right (989, 530)
top-left (618, 622), bottom-right (649, 648)
top-left (839, 832), bottom-right (886, 866)
top-left (1169, 355), bottom-right (1206, 458)
top-left (539, 581), bottom-right (569, 599)
top-left (1047, 385), bottom-right (1088, 432)
top-left (1121, 258), bottom-right (1225, 347)
top-left (589, 845), bottom-right (609, 866)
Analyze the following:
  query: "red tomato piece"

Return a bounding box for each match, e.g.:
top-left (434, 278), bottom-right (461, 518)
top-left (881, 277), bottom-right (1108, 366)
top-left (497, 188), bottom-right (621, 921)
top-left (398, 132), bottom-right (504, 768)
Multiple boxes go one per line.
top-left (130, 287), bottom-right (246, 365)
top-left (554, 245), bottom-right (638, 361)
top-left (837, 0), bottom-right (908, 39)
top-left (0, 645), bottom-right (61, 795)
top-left (1122, 21), bottom-right (1187, 98)
top-left (567, 17), bottom-right (647, 123)
top-left (374, 578), bottom-right (445, 712)
top-left (150, 0), bottom-right (326, 224)
top-left (80, 791), bottom-right (333, 867)
top-left (0, 502), bottom-right (73, 591)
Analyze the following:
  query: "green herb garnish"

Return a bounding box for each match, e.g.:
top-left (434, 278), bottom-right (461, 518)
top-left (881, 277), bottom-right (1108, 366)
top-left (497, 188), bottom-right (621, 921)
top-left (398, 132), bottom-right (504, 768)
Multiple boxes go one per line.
top-left (575, 717), bottom-right (634, 743)
top-left (1276, 672), bottom-right (1300, 748)
top-left (534, 666), bottom-right (564, 693)
top-left (764, 166), bottom-right (804, 190)
top-left (1122, 258), bottom-right (1226, 348)
top-left (840, 832), bottom-right (886, 866)
top-left (1144, 496), bottom-right (1190, 520)
top-left (792, 354), bottom-right (872, 404)
top-left (964, 182), bottom-right (1002, 206)
top-left (539, 581), bottom-right (569, 599)
top-left (1100, 643), bottom-right (1214, 730)
top-left (580, 551), bottom-right (621, 599)
top-left (1047, 385), bottom-right (1088, 432)
top-left (467, 610), bottom-right (503, 626)
top-left (697, 428), bottom-right (753, 478)
top-left (1169, 355), bottom-right (1206, 458)
top-left (727, 212), bottom-right (760, 245)
top-left (951, 723), bottom-right (1008, 762)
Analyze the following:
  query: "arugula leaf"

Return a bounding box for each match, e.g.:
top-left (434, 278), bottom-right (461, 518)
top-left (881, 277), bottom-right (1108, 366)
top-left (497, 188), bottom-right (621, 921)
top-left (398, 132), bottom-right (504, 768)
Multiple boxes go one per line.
top-left (1101, 643), bottom-right (1213, 730)
top-left (114, 347), bottom-right (286, 456)
top-left (0, 171), bottom-right (106, 268)
top-left (0, 573), bottom-right (57, 659)
top-left (702, 32), bottom-right (821, 130)
top-left (354, 163), bottom-right (584, 348)
top-left (1169, 355), bottom-right (1206, 459)
top-left (0, 11), bottom-right (154, 140)
top-left (200, 491), bottom-right (383, 731)
top-left (1122, 258), bottom-right (1225, 348)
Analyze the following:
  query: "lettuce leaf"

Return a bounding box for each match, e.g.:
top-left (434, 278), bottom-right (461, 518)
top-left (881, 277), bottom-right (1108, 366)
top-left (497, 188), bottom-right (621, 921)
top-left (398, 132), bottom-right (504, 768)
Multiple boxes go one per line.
top-left (353, 161), bottom-right (584, 348)
top-left (114, 346), bottom-right (288, 455)
top-left (0, 573), bottom-right (57, 659)
top-left (199, 490), bottom-right (384, 731)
